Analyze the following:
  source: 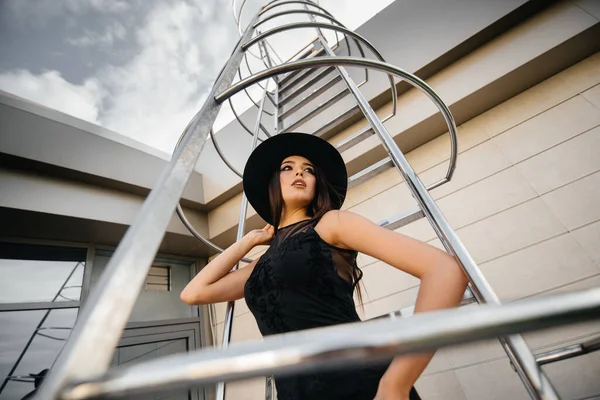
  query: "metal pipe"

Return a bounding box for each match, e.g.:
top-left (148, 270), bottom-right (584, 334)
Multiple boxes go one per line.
top-left (33, 14), bottom-right (260, 400)
top-left (304, 18), bottom-right (549, 397)
top-left (253, 9), bottom-right (356, 71)
top-left (61, 288), bottom-right (600, 400)
top-left (316, 48), bottom-right (552, 400)
top-left (535, 344), bottom-right (583, 366)
top-left (216, 79), bottom-right (270, 400)
top-left (279, 74), bottom-right (342, 119)
top-left (259, 0), bottom-right (331, 18)
top-left (280, 65), bottom-right (331, 94)
top-left (535, 335), bottom-right (600, 366)
top-left (228, 96), bottom-right (268, 139)
top-left (281, 87), bottom-right (349, 131)
top-left (209, 128), bottom-right (244, 178)
top-left (174, 204), bottom-right (254, 264)
top-left (280, 69), bottom-right (336, 105)
top-left (214, 57), bottom-right (454, 181)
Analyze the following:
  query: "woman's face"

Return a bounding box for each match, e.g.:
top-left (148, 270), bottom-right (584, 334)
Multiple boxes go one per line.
top-left (279, 155), bottom-right (317, 209)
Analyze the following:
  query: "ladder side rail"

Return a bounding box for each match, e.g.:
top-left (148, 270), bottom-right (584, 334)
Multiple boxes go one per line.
top-left (60, 288), bottom-right (600, 400)
top-left (33, 14), bottom-right (261, 400)
top-left (216, 79), bottom-right (271, 400)
top-left (309, 30), bottom-right (557, 400)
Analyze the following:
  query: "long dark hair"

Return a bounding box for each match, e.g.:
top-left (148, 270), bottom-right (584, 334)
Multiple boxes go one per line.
top-left (268, 161), bottom-right (364, 307)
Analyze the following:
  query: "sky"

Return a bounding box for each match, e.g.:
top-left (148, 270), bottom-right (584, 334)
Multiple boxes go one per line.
top-left (0, 0), bottom-right (395, 153)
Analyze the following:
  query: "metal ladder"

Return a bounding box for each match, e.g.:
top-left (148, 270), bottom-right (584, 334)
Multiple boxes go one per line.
top-left (33, 1), bottom-right (600, 399)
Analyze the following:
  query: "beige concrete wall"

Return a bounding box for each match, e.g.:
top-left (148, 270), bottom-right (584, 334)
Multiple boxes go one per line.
top-left (207, 0), bottom-right (599, 243)
top-left (206, 52), bottom-right (600, 400)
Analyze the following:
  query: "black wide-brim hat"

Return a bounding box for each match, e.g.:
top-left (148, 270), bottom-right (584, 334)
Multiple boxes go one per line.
top-left (243, 133), bottom-right (348, 225)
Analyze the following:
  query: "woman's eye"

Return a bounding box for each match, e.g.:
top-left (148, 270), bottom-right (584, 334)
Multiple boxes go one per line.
top-left (281, 166), bottom-right (292, 171)
top-left (305, 168), bottom-right (314, 174)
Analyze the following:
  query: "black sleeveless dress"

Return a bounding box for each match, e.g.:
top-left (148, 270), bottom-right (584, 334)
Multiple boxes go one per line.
top-left (244, 219), bottom-right (421, 400)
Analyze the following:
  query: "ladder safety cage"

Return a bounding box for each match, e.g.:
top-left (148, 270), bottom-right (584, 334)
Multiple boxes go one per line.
top-left (33, 1), bottom-right (600, 399)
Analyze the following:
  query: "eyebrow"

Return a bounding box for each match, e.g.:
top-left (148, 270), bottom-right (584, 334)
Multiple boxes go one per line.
top-left (281, 160), bottom-right (314, 168)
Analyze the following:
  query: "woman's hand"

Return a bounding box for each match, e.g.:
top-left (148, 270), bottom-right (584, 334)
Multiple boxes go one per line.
top-left (244, 224), bottom-right (275, 247)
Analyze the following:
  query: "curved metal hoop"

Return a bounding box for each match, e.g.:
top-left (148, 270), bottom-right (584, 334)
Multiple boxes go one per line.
top-left (243, 22), bottom-right (396, 117)
top-left (228, 97), bottom-right (269, 141)
top-left (252, 9), bottom-right (361, 69)
top-left (215, 56), bottom-right (458, 183)
top-left (259, 0), bottom-right (330, 18)
top-left (175, 204), bottom-right (253, 263)
top-left (171, 121), bottom-right (255, 263)
top-left (254, 8), bottom-right (348, 55)
top-left (209, 129), bottom-right (244, 178)
top-left (239, 63), bottom-right (274, 116)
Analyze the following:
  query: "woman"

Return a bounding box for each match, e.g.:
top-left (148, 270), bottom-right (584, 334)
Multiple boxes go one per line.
top-left (181, 133), bottom-right (468, 400)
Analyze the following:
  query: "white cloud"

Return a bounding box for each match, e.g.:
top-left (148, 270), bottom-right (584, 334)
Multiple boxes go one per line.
top-left (0, 0), bottom-right (397, 152)
top-left (95, 0), bottom-right (234, 151)
top-left (0, 69), bottom-right (104, 124)
top-left (67, 22), bottom-right (127, 47)
top-left (4, 0), bottom-right (132, 27)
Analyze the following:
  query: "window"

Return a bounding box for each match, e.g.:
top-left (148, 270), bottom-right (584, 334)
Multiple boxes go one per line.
top-left (0, 242), bottom-right (86, 400)
top-left (145, 265), bottom-right (171, 292)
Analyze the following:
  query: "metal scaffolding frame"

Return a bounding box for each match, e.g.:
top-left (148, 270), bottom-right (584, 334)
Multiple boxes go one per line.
top-left (33, 1), bottom-right (600, 399)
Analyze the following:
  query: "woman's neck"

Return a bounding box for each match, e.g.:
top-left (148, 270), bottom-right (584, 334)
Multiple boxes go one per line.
top-left (279, 208), bottom-right (310, 229)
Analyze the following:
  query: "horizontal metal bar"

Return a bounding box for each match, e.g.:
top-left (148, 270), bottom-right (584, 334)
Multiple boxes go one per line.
top-left (536, 335), bottom-right (600, 365)
top-left (279, 74), bottom-right (342, 120)
top-left (312, 104), bottom-right (360, 138)
top-left (392, 289), bottom-right (477, 319)
top-left (254, 10), bottom-right (341, 30)
top-left (259, 0), bottom-right (333, 18)
top-left (336, 125), bottom-right (374, 153)
top-left (281, 87), bottom-right (350, 132)
top-left (378, 207), bottom-right (425, 231)
top-left (279, 66), bottom-right (335, 104)
top-left (0, 301), bottom-right (79, 312)
top-left (280, 66), bottom-right (321, 93)
top-left (535, 344), bottom-right (583, 366)
top-left (61, 288), bottom-right (600, 400)
top-left (347, 157), bottom-right (393, 188)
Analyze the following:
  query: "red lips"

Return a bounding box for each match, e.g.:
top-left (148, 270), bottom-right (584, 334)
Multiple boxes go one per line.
top-left (291, 178), bottom-right (306, 188)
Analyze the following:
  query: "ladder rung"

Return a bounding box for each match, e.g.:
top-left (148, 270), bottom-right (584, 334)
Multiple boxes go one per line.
top-left (280, 62), bottom-right (329, 93)
top-left (379, 207), bottom-right (425, 231)
top-left (535, 335), bottom-right (600, 365)
top-left (336, 126), bottom-right (375, 153)
top-left (279, 67), bottom-right (336, 105)
top-left (381, 289), bottom-right (476, 320)
top-left (281, 87), bottom-right (350, 133)
top-left (279, 75), bottom-right (342, 120)
top-left (279, 47), bottom-right (327, 86)
top-left (348, 157), bottom-right (393, 188)
top-left (312, 104), bottom-right (361, 138)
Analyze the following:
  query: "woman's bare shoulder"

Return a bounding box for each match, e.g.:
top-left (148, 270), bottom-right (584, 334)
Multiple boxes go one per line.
top-left (315, 210), bottom-right (361, 249)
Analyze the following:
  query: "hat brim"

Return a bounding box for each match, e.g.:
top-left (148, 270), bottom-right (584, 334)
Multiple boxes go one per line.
top-left (243, 133), bottom-right (348, 225)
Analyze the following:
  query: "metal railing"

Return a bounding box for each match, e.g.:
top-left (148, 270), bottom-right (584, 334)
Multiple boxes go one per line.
top-left (33, 1), bottom-right (599, 399)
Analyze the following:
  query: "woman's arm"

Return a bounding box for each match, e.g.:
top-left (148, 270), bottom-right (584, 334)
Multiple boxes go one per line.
top-left (180, 225), bottom-right (274, 305)
top-left (320, 210), bottom-right (468, 398)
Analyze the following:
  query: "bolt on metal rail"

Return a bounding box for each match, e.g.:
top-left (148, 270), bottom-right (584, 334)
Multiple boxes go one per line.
top-left (33, 1), bottom-right (599, 399)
